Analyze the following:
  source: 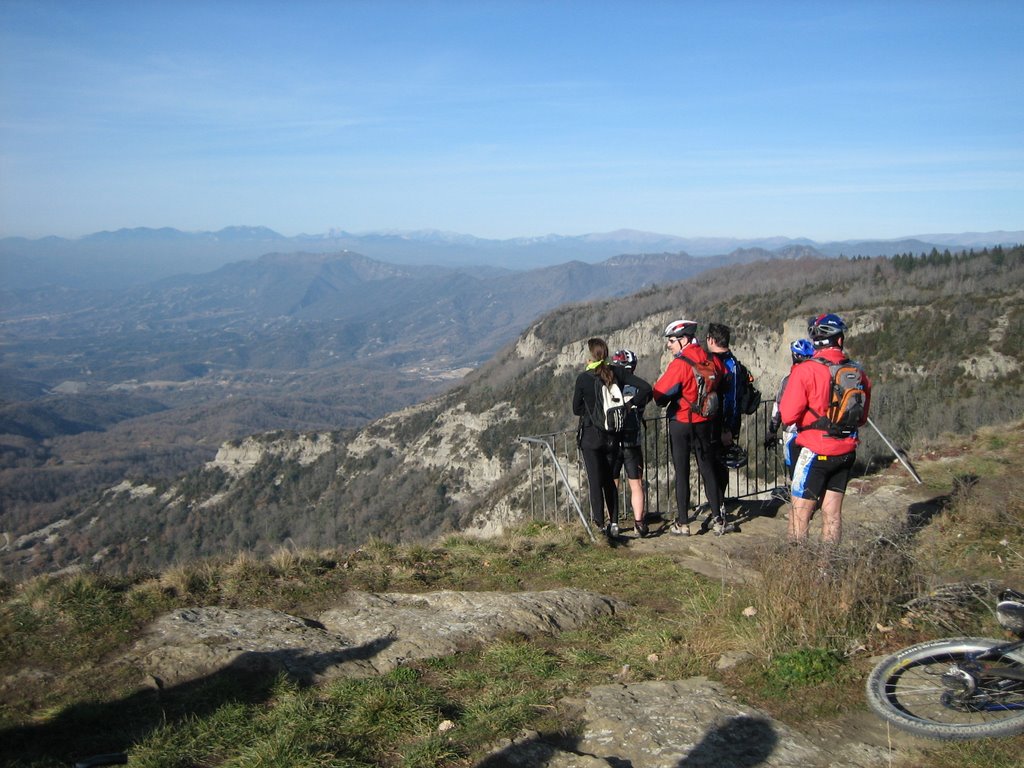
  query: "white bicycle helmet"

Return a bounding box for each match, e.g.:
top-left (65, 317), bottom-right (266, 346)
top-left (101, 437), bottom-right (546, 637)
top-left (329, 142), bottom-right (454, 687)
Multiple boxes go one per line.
top-left (611, 349), bottom-right (638, 371)
top-left (664, 319), bottom-right (698, 338)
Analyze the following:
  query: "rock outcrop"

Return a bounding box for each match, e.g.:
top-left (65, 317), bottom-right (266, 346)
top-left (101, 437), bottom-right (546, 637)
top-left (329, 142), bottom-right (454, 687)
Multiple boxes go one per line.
top-left (206, 432), bottom-right (338, 478)
top-left (481, 679), bottom-right (900, 767)
top-left (127, 587), bottom-right (624, 687)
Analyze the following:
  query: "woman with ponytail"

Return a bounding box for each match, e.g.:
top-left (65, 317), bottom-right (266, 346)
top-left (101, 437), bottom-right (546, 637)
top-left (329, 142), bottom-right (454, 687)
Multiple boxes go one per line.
top-left (573, 337), bottom-right (652, 538)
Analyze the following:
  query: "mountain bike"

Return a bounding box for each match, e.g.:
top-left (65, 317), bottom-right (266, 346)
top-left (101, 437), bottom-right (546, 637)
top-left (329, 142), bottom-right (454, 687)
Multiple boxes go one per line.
top-left (865, 588), bottom-right (1024, 740)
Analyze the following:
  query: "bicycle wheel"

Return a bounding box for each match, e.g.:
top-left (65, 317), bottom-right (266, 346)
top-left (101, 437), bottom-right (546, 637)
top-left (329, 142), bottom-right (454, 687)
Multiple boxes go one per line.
top-left (866, 636), bottom-right (1024, 740)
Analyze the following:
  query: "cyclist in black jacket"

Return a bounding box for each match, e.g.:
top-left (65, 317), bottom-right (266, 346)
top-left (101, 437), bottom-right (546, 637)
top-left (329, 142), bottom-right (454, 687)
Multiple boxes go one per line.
top-left (573, 337), bottom-right (652, 538)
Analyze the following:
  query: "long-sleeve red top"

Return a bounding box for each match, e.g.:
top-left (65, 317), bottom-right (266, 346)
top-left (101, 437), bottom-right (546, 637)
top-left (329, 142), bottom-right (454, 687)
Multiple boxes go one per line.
top-left (652, 342), bottom-right (726, 425)
top-left (778, 346), bottom-right (872, 455)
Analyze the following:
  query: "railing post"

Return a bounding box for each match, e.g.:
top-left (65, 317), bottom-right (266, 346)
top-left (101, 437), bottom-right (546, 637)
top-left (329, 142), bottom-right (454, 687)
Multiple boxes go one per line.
top-left (517, 436), bottom-right (595, 542)
top-left (527, 443), bottom-right (535, 519)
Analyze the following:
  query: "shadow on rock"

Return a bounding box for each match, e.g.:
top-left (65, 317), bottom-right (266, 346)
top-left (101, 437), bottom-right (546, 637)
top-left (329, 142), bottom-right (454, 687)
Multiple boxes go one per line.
top-left (0, 637), bottom-right (394, 766)
top-left (471, 713), bottom-right (780, 767)
top-left (472, 730), bottom-right (580, 767)
top-left (676, 714), bottom-right (778, 767)
top-left (733, 497), bottom-right (783, 525)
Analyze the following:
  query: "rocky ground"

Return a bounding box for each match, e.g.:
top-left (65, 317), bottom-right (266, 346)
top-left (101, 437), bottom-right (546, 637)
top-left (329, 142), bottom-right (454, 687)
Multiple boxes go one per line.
top-left (538, 467), bottom-right (944, 767)
top-left (110, 461), bottom-right (947, 767)
top-left (623, 461), bottom-right (936, 582)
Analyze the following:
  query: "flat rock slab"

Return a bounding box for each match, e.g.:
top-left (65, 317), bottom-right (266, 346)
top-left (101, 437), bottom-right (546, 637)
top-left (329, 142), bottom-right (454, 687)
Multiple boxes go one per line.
top-left (478, 678), bottom-right (899, 768)
top-left (128, 588), bottom-right (624, 687)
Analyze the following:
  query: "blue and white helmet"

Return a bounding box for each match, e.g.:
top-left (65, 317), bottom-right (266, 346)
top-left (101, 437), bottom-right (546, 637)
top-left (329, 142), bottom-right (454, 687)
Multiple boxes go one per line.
top-left (790, 338), bottom-right (815, 362)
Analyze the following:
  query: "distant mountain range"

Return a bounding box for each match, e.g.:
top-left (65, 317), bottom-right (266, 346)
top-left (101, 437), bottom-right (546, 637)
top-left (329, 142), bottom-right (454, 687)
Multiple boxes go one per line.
top-left (2, 226), bottom-right (1021, 291)
top-left (0, 248), bottom-right (769, 382)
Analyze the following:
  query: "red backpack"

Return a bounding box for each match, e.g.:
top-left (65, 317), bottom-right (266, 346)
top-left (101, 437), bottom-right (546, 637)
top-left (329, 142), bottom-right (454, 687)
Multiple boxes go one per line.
top-left (678, 353), bottom-right (720, 419)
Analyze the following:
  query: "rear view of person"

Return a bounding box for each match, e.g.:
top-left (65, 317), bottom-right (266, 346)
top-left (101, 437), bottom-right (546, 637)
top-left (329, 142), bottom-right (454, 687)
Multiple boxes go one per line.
top-left (573, 338), bottom-right (652, 539)
top-left (779, 314), bottom-right (871, 545)
top-left (653, 319), bottom-right (727, 536)
top-left (610, 349), bottom-right (650, 536)
top-left (765, 338), bottom-right (815, 498)
top-left (706, 322), bottom-right (759, 509)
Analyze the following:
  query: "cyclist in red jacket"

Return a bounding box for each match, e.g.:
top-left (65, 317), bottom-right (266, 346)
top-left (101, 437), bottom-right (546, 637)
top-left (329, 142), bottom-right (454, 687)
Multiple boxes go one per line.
top-left (653, 319), bottom-right (728, 536)
top-left (779, 313), bottom-right (871, 545)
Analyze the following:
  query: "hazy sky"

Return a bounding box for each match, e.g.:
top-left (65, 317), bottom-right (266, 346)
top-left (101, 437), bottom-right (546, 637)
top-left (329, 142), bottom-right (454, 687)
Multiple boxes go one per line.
top-left (1, 0), bottom-right (1022, 241)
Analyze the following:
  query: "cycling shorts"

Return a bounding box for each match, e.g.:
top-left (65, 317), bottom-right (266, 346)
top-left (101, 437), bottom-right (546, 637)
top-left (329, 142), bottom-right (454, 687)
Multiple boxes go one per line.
top-left (612, 444), bottom-right (644, 481)
top-left (791, 448), bottom-right (855, 502)
top-left (783, 430), bottom-right (798, 468)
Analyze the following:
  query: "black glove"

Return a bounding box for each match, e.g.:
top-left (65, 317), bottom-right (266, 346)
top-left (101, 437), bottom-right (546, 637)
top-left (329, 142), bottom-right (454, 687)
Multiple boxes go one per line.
top-left (763, 430), bottom-right (779, 449)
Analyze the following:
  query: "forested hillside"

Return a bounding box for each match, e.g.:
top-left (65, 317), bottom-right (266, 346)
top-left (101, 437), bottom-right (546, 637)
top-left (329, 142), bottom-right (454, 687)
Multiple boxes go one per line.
top-left (3, 247), bottom-right (1021, 579)
top-left (0, 247), bottom-right (753, 563)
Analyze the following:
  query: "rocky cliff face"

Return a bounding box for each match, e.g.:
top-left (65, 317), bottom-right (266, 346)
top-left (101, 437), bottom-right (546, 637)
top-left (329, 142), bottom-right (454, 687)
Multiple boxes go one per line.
top-left (158, 298), bottom-right (1022, 546)
top-left (207, 432), bottom-right (339, 478)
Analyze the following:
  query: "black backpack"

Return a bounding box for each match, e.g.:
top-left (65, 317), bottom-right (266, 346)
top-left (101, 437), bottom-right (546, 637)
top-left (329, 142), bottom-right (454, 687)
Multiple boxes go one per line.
top-left (587, 375), bottom-right (629, 434)
top-left (618, 382), bottom-right (644, 447)
top-left (734, 358), bottom-right (762, 415)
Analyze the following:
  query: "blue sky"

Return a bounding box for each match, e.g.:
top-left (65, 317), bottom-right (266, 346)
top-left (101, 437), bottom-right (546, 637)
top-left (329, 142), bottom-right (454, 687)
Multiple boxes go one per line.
top-left (1, 0), bottom-right (1022, 241)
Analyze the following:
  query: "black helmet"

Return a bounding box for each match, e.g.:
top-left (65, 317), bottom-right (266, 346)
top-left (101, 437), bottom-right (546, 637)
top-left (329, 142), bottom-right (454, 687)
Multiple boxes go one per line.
top-left (611, 349), bottom-right (638, 371)
top-left (808, 313), bottom-right (847, 345)
top-left (720, 444), bottom-right (748, 469)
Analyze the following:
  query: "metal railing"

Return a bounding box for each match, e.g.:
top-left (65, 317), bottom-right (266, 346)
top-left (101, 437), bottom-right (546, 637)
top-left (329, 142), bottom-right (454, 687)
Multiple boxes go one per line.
top-left (516, 400), bottom-right (912, 534)
top-left (517, 435), bottom-right (596, 542)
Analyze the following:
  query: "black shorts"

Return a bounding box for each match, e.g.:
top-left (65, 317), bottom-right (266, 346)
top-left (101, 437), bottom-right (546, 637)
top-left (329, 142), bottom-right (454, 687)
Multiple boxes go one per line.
top-left (791, 448), bottom-right (855, 501)
top-left (612, 444), bottom-right (644, 480)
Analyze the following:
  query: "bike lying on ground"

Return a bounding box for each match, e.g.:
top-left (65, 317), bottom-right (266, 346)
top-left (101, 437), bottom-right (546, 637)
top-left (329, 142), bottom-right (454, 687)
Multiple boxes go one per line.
top-left (866, 587), bottom-right (1024, 740)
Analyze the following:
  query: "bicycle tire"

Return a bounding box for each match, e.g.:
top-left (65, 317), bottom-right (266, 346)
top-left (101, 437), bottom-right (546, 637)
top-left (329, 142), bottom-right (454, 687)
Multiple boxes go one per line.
top-left (866, 636), bottom-right (1024, 740)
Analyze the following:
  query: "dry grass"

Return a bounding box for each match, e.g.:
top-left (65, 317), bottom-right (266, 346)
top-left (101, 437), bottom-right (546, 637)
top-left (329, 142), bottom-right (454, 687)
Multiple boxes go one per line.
top-left (915, 477), bottom-right (1024, 585)
top-left (727, 536), bottom-right (921, 655)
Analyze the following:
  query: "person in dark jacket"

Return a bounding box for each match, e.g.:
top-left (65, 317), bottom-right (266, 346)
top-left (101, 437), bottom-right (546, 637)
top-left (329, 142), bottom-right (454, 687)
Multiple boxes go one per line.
top-left (609, 349), bottom-right (650, 536)
top-left (573, 337), bottom-right (652, 538)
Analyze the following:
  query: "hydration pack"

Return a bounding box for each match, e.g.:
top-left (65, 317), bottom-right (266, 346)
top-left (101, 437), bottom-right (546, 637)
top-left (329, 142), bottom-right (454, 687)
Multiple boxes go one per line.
top-left (679, 354), bottom-right (719, 419)
top-left (590, 377), bottom-right (628, 434)
top-left (734, 358), bottom-right (762, 415)
top-left (804, 357), bottom-right (866, 438)
top-left (618, 383), bottom-right (644, 447)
